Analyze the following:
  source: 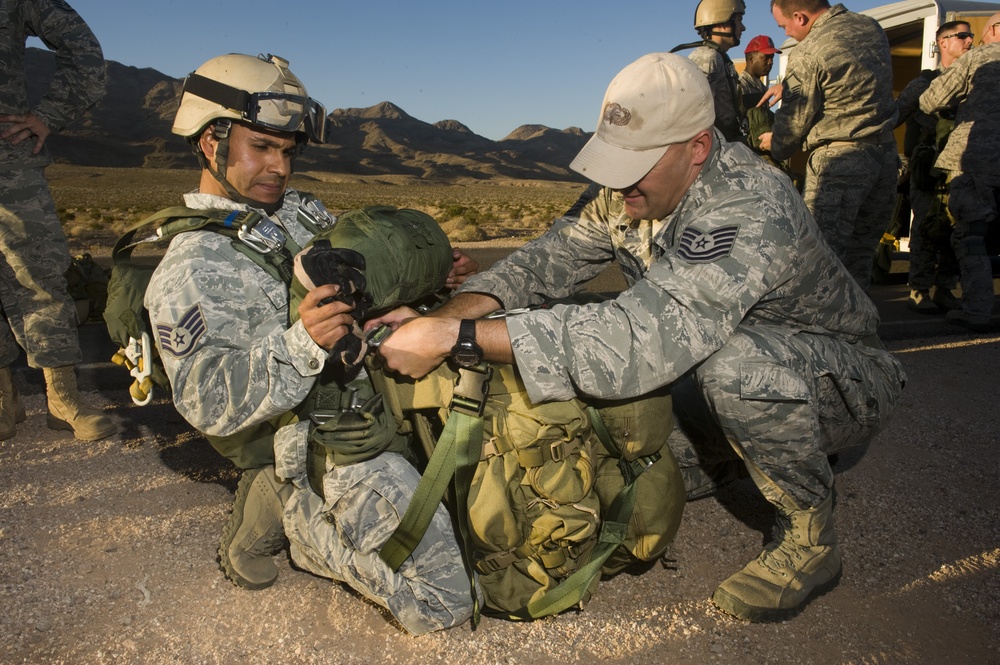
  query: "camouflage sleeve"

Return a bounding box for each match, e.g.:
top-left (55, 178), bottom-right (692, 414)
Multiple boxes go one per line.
top-left (146, 234), bottom-right (326, 438)
top-left (895, 73), bottom-right (933, 127)
top-left (24, 0), bottom-right (106, 131)
top-left (919, 59), bottom-right (969, 115)
top-left (456, 194), bottom-right (616, 309)
top-left (770, 54), bottom-right (823, 161)
top-left (506, 190), bottom-right (797, 403)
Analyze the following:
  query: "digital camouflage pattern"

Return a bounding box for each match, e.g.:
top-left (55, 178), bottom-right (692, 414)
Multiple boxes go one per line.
top-left (920, 42), bottom-right (1000, 319)
top-left (737, 69), bottom-right (766, 99)
top-left (0, 167), bottom-right (79, 367)
top-left (919, 42), bottom-right (1000, 177)
top-left (458, 133), bottom-right (905, 507)
top-left (274, 421), bottom-right (473, 635)
top-left (689, 43), bottom-right (746, 142)
top-left (769, 4), bottom-right (896, 159)
top-left (148, 190), bottom-right (471, 632)
top-left (0, 0), bottom-right (105, 369)
top-left (1, 0), bottom-right (106, 170)
top-left (145, 191), bottom-right (325, 441)
top-left (769, 4), bottom-right (898, 291)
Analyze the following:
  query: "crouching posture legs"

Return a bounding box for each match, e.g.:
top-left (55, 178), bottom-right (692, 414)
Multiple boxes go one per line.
top-left (680, 325), bottom-right (904, 621)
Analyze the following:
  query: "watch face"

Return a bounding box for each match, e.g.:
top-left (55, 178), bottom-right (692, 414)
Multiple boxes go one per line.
top-left (452, 339), bottom-right (482, 367)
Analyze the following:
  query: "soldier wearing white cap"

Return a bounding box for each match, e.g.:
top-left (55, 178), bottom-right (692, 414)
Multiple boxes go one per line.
top-left (370, 52), bottom-right (905, 622)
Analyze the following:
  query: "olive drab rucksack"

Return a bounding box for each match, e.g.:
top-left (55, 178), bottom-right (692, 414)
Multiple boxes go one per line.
top-left (370, 357), bottom-right (686, 623)
top-left (65, 253), bottom-right (110, 325)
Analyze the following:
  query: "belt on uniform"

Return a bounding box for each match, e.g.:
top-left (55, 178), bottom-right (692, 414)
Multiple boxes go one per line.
top-left (822, 131), bottom-right (895, 148)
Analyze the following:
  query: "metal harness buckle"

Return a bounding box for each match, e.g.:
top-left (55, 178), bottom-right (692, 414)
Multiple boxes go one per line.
top-left (237, 213), bottom-right (286, 255)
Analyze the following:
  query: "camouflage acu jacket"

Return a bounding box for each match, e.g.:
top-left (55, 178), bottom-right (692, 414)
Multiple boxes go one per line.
top-left (145, 190), bottom-right (328, 438)
top-left (689, 43), bottom-right (744, 142)
top-left (919, 42), bottom-right (1000, 175)
top-left (770, 4), bottom-right (897, 161)
top-left (0, 0), bottom-right (106, 170)
top-left (458, 133), bottom-right (880, 404)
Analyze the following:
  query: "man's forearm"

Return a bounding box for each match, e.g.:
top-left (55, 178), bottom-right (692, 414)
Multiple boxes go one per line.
top-left (430, 291), bottom-right (504, 319)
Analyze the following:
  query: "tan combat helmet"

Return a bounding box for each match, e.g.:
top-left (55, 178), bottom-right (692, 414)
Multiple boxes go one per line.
top-left (172, 53), bottom-right (328, 210)
top-left (694, 0), bottom-right (746, 29)
top-left (173, 52), bottom-right (327, 143)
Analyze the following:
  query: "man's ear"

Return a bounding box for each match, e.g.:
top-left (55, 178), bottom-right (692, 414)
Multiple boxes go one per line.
top-left (691, 130), bottom-right (713, 166)
top-left (198, 127), bottom-right (218, 162)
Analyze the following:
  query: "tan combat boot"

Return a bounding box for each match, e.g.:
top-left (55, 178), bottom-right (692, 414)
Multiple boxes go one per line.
top-left (219, 465), bottom-right (294, 590)
top-left (712, 493), bottom-right (842, 622)
top-left (0, 366), bottom-right (27, 440)
top-left (43, 366), bottom-right (117, 442)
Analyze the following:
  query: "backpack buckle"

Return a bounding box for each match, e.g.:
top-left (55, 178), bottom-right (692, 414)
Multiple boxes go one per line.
top-left (237, 213), bottom-right (286, 255)
top-left (450, 363), bottom-right (492, 417)
top-left (123, 333), bottom-right (154, 406)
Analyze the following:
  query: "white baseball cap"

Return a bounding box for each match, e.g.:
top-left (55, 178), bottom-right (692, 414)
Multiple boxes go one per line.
top-left (570, 53), bottom-right (716, 189)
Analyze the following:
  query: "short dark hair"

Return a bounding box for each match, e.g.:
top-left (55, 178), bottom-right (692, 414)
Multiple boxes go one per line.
top-left (770, 0), bottom-right (830, 14)
top-left (936, 20), bottom-right (971, 39)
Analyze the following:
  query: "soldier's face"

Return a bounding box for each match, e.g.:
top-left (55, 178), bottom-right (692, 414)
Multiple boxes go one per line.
top-left (937, 24), bottom-right (972, 61)
top-left (204, 123), bottom-right (296, 205)
top-left (772, 6), bottom-right (810, 43)
top-left (616, 133), bottom-right (710, 221)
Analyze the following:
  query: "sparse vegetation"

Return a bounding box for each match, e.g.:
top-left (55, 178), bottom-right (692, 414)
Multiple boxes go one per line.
top-left (46, 164), bottom-right (588, 252)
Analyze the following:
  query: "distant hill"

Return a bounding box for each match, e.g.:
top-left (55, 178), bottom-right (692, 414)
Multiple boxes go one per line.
top-left (25, 48), bottom-right (590, 182)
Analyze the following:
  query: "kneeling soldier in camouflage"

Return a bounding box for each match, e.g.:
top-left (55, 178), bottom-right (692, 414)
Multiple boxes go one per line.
top-left (372, 53), bottom-right (906, 622)
top-left (144, 53), bottom-right (474, 634)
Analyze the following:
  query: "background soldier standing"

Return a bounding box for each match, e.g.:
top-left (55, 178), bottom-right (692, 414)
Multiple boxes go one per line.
top-left (680, 0), bottom-right (748, 143)
top-left (895, 21), bottom-right (971, 314)
top-left (0, 0), bottom-right (116, 442)
top-left (919, 13), bottom-right (1000, 332)
top-left (759, 0), bottom-right (899, 292)
top-left (738, 34), bottom-right (781, 101)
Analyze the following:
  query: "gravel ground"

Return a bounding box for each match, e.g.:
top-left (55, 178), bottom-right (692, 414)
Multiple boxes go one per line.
top-left (1, 322), bottom-right (998, 663)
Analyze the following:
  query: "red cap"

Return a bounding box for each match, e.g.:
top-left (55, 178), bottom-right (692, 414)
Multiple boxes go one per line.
top-left (744, 35), bottom-right (782, 55)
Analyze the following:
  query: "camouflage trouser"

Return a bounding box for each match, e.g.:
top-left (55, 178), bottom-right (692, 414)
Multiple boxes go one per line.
top-left (804, 141), bottom-right (899, 292)
top-left (273, 421), bottom-right (473, 635)
top-left (0, 168), bottom-right (81, 368)
top-left (667, 325), bottom-right (905, 510)
top-left (907, 180), bottom-right (958, 293)
top-left (947, 171), bottom-right (999, 319)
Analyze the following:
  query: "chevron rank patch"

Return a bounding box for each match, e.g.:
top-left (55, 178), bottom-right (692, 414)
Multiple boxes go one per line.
top-left (156, 304), bottom-right (207, 358)
top-left (783, 73), bottom-right (801, 103)
top-left (677, 225), bottom-right (739, 263)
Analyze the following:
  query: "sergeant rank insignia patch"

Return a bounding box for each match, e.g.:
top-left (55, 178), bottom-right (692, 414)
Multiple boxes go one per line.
top-left (156, 304), bottom-right (207, 358)
top-left (677, 225), bottom-right (739, 263)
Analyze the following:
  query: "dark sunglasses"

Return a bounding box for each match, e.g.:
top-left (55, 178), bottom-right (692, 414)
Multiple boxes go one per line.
top-left (941, 31), bottom-right (974, 40)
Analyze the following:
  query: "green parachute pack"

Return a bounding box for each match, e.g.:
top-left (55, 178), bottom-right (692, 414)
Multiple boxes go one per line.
top-left (365, 358), bottom-right (685, 622)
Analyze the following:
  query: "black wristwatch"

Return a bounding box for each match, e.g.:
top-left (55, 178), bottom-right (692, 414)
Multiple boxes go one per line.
top-left (450, 319), bottom-right (483, 368)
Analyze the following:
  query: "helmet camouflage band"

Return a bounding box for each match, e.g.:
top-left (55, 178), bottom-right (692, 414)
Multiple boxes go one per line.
top-left (694, 0), bottom-right (746, 28)
top-left (172, 53), bottom-right (328, 144)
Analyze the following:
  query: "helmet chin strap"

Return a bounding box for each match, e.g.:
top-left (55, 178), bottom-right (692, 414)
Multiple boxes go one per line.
top-left (708, 19), bottom-right (741, 45)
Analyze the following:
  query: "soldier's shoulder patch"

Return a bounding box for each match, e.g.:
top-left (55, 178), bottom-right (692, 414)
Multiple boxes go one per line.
top-left (676, 225), bottom-right (739, 264)
top-left (782, 74), bottom-right (802, 103)
top-left (156, 304), bottom-right (207, 358)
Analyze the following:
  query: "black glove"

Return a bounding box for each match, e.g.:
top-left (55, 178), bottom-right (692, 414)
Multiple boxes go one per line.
top-left (294, 240), bottom-right (373, 321)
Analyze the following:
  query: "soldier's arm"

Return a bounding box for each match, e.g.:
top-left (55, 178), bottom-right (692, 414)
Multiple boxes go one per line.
top-left (22, 0), bottom-right (106, 139)
top-left (769, 56), bottom-right (823, 161)
top-left (919, 60), bottom-right (969, 115)
top-left (148, 238), bottom-right (327, 438)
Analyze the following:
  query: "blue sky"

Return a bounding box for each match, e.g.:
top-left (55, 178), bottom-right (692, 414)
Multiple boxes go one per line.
top-left (59, 0), bottom-right (884, 141)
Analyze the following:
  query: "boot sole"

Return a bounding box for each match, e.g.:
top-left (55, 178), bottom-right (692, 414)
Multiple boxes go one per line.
top-left (712, 568), bottom-right (843, 623)
top-left (46, 414), bottom-right (118, 442)
top-left (218, 468), bottom-right (279, 591)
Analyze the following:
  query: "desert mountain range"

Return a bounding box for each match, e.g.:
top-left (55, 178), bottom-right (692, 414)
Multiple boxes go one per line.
top-left (25, 48), bottom-right (590, 183)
